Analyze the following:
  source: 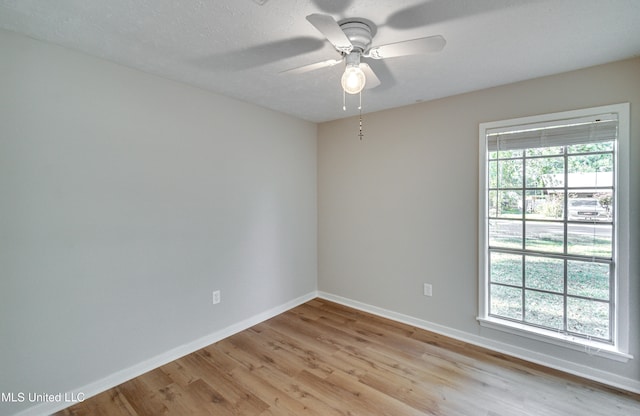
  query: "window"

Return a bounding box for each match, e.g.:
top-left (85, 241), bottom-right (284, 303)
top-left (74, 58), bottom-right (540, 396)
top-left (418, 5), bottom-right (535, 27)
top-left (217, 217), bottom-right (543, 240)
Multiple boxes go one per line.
top-left (478, 104), bottom-right (631, 361)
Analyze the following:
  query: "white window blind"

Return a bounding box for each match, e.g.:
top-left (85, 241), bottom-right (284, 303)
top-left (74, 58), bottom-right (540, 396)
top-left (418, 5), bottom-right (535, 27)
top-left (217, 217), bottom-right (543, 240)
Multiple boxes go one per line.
top-left (487, 114), bottom-right (618, 151)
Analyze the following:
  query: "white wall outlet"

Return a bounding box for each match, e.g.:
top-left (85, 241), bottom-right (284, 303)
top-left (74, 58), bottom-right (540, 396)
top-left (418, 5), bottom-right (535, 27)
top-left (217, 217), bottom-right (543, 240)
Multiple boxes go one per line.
top-left (423, 283), bottom-right (433, 297)
top-left (212, 290), bottom-right (221, 304)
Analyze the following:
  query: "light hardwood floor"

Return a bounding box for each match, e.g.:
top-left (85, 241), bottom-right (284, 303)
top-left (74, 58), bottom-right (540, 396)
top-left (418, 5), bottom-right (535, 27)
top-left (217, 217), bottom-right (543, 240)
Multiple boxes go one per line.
top-left (57, 298), bottom-right (640, 415)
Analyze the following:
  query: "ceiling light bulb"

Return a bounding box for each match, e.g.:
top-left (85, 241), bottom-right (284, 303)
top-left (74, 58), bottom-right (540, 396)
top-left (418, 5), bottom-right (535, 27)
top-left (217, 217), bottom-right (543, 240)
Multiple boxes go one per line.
top-left (341, 65), bottom-right (366, 94)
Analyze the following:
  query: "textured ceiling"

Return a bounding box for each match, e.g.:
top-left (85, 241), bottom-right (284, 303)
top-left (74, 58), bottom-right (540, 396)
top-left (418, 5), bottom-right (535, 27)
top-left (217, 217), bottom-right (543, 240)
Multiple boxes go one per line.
top-left (1, 0), bottom-right (639, 123)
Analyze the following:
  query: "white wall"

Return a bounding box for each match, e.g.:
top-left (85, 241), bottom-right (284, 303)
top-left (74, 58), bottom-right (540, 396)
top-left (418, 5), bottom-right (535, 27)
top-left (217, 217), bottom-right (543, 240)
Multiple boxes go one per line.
top-left (0, 29), bottom-right (317, 415)
top-left (318, 58), bottom-right (640, 391)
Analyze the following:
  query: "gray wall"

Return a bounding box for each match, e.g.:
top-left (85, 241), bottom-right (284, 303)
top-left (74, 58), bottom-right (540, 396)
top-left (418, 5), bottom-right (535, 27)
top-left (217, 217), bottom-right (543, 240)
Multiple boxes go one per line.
top-left (318, 58), bottom-right (640, 389)
top-left (0, 29), bottom-right (317, 415)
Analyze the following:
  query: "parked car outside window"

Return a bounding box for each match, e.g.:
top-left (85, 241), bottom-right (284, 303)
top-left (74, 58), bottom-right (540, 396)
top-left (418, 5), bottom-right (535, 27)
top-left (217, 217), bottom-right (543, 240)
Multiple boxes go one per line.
top-left (568, 198), bottom-right (609, 221)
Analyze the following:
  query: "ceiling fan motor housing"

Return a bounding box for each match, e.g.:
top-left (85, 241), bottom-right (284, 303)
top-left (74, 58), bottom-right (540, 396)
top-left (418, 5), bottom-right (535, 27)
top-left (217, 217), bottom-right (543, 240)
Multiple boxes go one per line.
top-left (339, 20), bottom-right (372, 53)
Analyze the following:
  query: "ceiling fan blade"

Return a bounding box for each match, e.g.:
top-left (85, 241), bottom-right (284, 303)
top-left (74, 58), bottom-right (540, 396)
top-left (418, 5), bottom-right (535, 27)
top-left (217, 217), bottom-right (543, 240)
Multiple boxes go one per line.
top-left (280, 58), bottom-right (343, 75)
top-left (360, 63), bottom-right (380, 89)
top-left (366, 35), bottom-right (446, 59)
top-left (306, 13), bottom-right (353, 53)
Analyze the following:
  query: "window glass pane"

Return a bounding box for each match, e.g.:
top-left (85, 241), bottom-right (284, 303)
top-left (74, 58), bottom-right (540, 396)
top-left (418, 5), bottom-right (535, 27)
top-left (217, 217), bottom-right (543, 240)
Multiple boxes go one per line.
top-left (495, 159), bottom-right (522, 188)
top-left (490, 284), bottom-right (522, 320)
top-left (489, 161), bottom-right (498, 188)
top-left (567, 154), bottom-right (613, 188)
top-left (525, 221), bottom-right (564, 253)
top-left (526, 157), bottom-right (564, 188)
top-left (526, 146), bottom-right (564, 157)
top-left (495, 190), bottom-right (522, 218)
top-left (567, 224), bottom-right (612, 258)
top-left (489, 219), bottom-right (522, 249)
top-left (567, 261), bottom-right (609, 300)
top-left (567, 193), bottom-right (612, 222)
top-left (567, 141), bottom-right (614, 154)
top-left (490, 252), bottom-right (522, 286)
top-left (525, 256), bottom-right (564, 293)
top-left (488, 190), bottom-right (498, 217)
top-left (525, 191), bottom-right (564, 220)
top-left (594, 191), bottom-right (614, 220)
top-left (525, 290), bottom-right (564, 330)
top-left (567, 298), bottom-right (609, 340)
top-left (491, 149), bottom-right (523, 159)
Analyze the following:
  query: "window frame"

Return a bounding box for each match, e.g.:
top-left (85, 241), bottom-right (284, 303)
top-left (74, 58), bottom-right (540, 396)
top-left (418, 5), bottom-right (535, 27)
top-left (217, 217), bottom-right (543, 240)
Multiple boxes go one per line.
top-left (477, 103), bottom-right (631, 362)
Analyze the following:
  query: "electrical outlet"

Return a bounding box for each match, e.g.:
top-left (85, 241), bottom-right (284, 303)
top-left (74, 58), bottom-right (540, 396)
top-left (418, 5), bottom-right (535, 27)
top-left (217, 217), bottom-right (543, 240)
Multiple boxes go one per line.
top-left (423, 283), bottom-right (432, 297)
top-left (212, 290), bottom-right (221, 305)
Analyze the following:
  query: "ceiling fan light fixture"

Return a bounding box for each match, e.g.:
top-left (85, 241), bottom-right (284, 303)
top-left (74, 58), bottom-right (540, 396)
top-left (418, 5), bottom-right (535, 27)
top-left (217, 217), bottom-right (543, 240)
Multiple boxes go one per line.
top-left (287, 13), bottom-right (447, 101)
top-left (341, 64), bottom-right (366, 94)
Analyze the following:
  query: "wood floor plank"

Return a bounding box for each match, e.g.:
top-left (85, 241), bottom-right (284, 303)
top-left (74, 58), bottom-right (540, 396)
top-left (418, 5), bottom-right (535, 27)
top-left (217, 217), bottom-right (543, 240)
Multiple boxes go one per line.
top-left (58, 389), bottom-right (138, 416)
top-left (248, 325), bottom-right (336, 379)
top-left (330, 348), bottom-right (445, 413)
top-left (299, 368), bottom-right (426, 416)
top-left (178, 351), bottom-right (270, 415)
top-left (56, 299), bottom-right (640, 416)
top-left (117, 377), bottom-right (170, 415)
top-left (226, 364), bottom-right (335, 416)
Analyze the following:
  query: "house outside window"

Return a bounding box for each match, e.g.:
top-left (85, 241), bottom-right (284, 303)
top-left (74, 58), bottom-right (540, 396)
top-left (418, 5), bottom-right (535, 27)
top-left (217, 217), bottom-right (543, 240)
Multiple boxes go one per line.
top-left (477, 104), bottom-right (631, 361)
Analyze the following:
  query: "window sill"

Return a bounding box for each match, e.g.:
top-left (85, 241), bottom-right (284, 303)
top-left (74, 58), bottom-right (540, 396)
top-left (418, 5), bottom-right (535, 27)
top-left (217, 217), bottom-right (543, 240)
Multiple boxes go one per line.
top-left (477, 316), bottom-right (633, 363)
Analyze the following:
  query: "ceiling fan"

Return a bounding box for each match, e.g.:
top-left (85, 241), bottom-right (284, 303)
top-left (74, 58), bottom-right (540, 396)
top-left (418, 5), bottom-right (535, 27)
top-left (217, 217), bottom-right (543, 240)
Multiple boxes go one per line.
top-left (283, 13), bottom-right (446, 95)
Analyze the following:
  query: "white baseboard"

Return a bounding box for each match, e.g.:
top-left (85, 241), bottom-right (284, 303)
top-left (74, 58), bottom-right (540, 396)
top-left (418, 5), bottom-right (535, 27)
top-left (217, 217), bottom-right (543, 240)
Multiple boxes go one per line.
top-left (317, 291), bottom-right (640, 394)
top-left (13, 291), bottom-right (318, 416)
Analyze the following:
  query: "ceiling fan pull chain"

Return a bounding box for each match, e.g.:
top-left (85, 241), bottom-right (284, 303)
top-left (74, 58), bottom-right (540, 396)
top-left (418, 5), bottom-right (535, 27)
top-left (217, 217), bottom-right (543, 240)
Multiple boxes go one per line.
top-left (359, 101), bottom-right (364, 140)
top-left (341, 88), bottom-right (363, 139)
